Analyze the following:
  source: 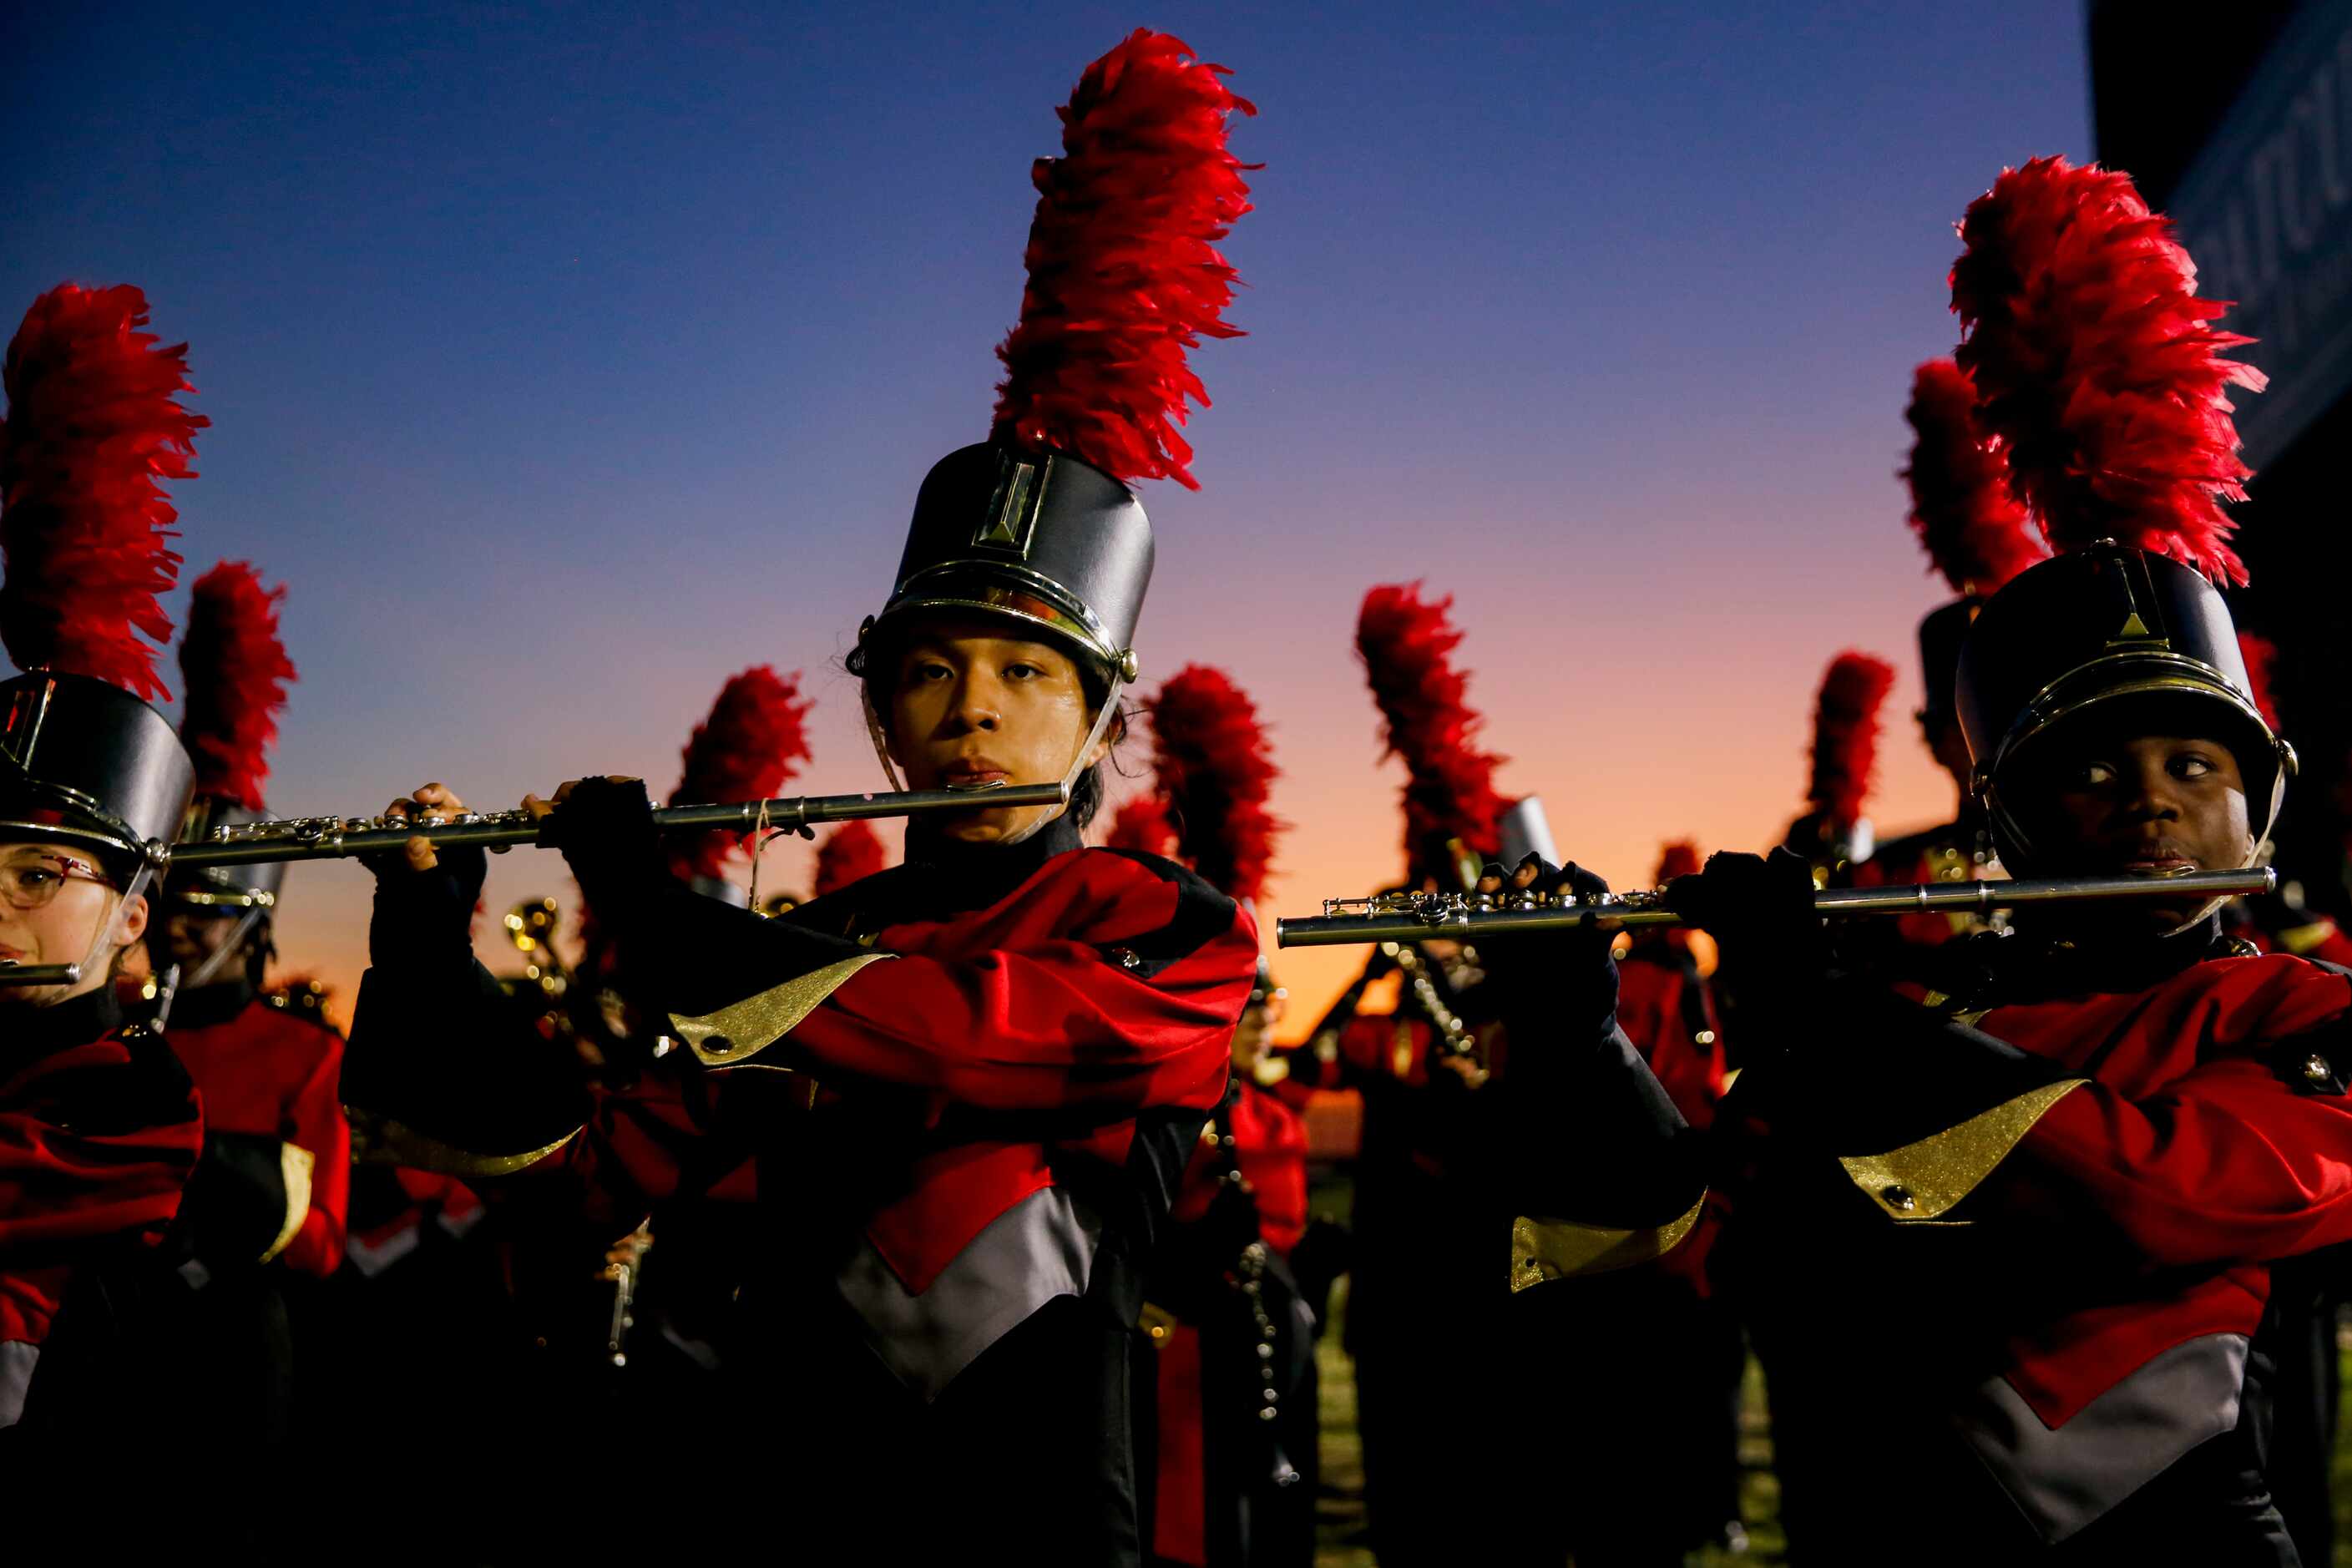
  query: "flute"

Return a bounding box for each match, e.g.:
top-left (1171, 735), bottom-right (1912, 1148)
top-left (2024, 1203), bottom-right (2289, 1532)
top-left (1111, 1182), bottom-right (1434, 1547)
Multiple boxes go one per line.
top-left (166, 781), bottom-right (1068, 867)
top-left (1274, 868), bottom-right (2277, 948)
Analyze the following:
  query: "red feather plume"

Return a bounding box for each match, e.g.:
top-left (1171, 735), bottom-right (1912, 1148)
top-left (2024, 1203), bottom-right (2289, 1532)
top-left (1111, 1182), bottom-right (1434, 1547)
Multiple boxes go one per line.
top-left (1357, 584), bottom-right (1507, 882)
top-left (0, 284), bottom-right (202, 700)
top-left (1654, 840), bottom-right (1702, 886)
top-left (1808, 652), bottom-right (1897, 827)
top-left (668, 666), bottom-right (814, 883)
top-left (1148, 664), bottom-right (1282, 903)
top-left (990, 30), bottom-right (1256, 488)
top-left (1104, 795), bottom-right (1178, 857)
top-left (1950, 156), bottom-right (2265, 585)
top-left (1902, 358), bottom-right (2046, 595)
top-left (177, 561), bottom-right (297, 811)
top-left (814, 819), bottom-right (890, 898)
top-left (2238, 632), bottom-right (2282, 733)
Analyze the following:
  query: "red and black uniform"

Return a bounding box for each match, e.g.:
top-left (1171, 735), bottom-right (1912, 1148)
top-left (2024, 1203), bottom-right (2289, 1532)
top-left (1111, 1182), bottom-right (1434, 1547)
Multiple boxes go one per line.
top-left (345, 803), bottom-right (1255, 1565)
top-left (1, 989), bottom-right (202, 1442)
top-left (1501, 915), bottom-right (2352, 1563)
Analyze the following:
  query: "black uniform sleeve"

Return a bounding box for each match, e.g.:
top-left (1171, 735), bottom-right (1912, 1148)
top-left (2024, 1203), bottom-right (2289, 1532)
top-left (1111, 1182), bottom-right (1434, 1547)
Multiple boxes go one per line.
top-left (341, 846), bottom-right (589, 1174)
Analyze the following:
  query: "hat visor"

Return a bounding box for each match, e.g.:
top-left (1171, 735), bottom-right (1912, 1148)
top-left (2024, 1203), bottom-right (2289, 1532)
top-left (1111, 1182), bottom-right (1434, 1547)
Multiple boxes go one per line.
top-left (0, 802), bottom-right (143, 873)
top-left (870, 564), bottom-right (1120, 673)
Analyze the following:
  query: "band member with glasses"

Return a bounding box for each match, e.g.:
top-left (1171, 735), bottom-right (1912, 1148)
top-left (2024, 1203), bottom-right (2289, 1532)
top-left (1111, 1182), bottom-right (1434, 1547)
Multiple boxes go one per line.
top-left (0, 286), bottom-right (210, 1518)
top-left (341, 33), bottom-right (1260, 1564)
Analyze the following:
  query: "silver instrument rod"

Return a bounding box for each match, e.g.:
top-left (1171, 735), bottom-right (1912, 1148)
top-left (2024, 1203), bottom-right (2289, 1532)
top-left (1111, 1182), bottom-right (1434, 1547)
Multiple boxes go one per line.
top-left (1274, 868), bottom-right (2277, 948)
top-left (164, 781), bottom-right (1070, 869)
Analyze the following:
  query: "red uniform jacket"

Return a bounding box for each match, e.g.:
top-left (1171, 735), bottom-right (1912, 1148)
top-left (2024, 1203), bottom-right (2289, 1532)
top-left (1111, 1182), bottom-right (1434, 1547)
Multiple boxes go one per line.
top-left (1961, 953), bottom-right (2352, 1423)
top-left (166, 995), bottom-right (349, 1277)
top-left (1, 994), bottom-right (202, 1423)
top-left (660, 842), bottom-right (1256, 1295)
top-left (347, 826), bottom-right (1256, 1345)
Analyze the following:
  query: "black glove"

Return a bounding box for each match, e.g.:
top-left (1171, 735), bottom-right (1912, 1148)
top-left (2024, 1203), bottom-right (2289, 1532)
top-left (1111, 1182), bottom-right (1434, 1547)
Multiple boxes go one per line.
top-left (1662, 847), bottom-right (1828, 1039)
top-left (363, 838), bottom-right (487, 975)
top-left (542, 776), bottom-right (668, 938)
top-left (1477, 855), bottom-right (1621, 1050)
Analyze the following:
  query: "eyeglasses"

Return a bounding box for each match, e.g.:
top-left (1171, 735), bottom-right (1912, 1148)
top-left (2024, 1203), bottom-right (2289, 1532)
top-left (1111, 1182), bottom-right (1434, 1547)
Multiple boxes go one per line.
top-left (0, 852), bottom-right (114, 911)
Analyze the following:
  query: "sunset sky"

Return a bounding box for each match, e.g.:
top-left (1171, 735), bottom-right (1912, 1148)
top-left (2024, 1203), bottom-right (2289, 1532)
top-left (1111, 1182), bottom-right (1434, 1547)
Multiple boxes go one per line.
top-left (8, 1), bottom-right (2092, 1030)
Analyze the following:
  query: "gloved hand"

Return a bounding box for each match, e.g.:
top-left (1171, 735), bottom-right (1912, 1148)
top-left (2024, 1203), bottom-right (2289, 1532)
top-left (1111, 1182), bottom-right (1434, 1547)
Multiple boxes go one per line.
top-left (363, 782), bottom-right (488, 974)
top-left (1474, 854), bottom-right (1621, 1051)
top-left (1662, 847), bottom-right (1828, 1036)
top-left (537, 776), bottom-right (669, 933)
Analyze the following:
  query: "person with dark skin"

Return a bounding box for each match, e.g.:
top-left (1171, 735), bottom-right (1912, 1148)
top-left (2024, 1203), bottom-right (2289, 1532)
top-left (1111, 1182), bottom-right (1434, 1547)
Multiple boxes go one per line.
top-left (1479, 539), bottom-right (2350, 1565)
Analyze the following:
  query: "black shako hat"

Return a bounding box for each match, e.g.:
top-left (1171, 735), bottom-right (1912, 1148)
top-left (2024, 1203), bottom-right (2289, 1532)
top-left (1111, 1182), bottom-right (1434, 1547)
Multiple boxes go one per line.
top-left (1955, 543), bottom-right (2289, 865)
top-left (867, 443), bottom-right (1151, 681)
top-left (855, 31), bottom-right (1253, 691)
top-left (0, 671), bottom-right (194, 871)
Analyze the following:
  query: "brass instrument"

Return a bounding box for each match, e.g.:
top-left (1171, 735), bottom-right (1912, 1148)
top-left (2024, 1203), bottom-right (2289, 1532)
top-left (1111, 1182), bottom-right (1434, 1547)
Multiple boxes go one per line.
top-left (1275, 868), bottom-right (2277, 948)
top-left (164, 781), bottom-right (1066, 868)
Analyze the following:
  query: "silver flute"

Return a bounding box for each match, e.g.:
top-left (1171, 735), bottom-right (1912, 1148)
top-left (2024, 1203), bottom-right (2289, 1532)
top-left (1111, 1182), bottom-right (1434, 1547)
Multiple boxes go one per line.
top-left (166, 781), bottom-right (1068, 868)
top-left (0, 781), bottom-right (1064, 988)
top-left (1274, 868), bottom-right (2278, 948)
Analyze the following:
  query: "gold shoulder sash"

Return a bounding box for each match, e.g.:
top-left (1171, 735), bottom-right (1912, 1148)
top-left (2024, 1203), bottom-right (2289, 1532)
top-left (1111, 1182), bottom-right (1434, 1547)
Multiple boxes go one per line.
top-left (1836, 1078), bottom-right (2086, 1222)
top-left (670, 953), bottom-right (893, 1067)
top-left (346, 1105), bottom-right (581, 1179)
top-left (1510, 1191), bottom-right (1707, 1292)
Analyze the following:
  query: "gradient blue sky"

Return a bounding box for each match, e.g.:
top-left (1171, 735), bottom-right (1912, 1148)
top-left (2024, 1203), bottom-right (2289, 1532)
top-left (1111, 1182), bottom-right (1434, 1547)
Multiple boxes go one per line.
top-left (7, 2), bottom-right (2093, 1023)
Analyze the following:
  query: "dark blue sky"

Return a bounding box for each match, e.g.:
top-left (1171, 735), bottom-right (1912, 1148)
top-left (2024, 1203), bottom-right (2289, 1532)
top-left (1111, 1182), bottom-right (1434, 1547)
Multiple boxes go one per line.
top-left (7, 2), bottom-right (2094, 1004)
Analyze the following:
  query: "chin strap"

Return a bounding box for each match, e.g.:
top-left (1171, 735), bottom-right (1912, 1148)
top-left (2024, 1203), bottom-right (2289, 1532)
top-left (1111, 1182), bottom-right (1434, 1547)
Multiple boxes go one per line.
top-left (183, 904), bottom-right (266, 992)
top-left (61, 852), bottom-right (161, 994)
top-left (862, 685), bottom-right (909, 795)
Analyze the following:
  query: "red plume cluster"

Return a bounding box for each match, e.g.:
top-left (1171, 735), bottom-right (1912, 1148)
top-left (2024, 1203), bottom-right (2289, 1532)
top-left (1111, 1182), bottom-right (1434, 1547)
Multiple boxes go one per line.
top-left (669, 665), bottom-right (814, 883)
top-left (1653, 840), bottom-right (1702, 886)
top-left (1902, 358), bottom-right (2046, 595)
top-left (0, 285), bottom-right (203, 700)
top-left (814, 819), bottom-right (890, 898)
top-left (2238, 632), bottom-right (2283, 733)
top-left (1358, 584), bottom-right (1506, 880)
top-left (1149, 663), bottom-right (1282, 903)
top-left (1950, 156), bottom-right (2265, 585)
top-left (178, 561), bottom-right (297, 811)
top-left (1104, 796), bottom-right (1178, 857)
top-left (1808, 652), bottom-right (1897, 827)
top-left (991, 29), bottom-right (1256, 489)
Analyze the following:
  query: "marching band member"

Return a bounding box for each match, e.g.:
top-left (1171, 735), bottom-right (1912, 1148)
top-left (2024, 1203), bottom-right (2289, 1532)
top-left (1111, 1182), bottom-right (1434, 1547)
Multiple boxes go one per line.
top-left (341, 31), bottom-right (1260, 1565)
top-left (1330, 581), bottom-right (1518, 1565)
top-left (0, 286), bottom-right (209, 1511)
top-left (1495, 157), bottom-right (2339, 1565)
top-left (1124, 663), bottom-right (1315, 1568)
top-left (1845, 358), bottom-right (2048, 958)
